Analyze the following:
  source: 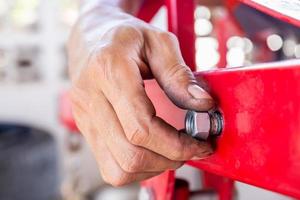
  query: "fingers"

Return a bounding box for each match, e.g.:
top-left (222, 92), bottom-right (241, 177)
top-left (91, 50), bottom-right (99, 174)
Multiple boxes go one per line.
top-left (71, 105), bottom-right (162, 186)
top-left (69, 26), bottom-right (216, 186)
top-left (96, 141), bottom-right (162, 187)
top-left (144, 30), bottom-right (215, 111)
top-left (89, 91), bottom-right (184, 173)
top-left (71, 21), bottom-right (217, 186)
top-left (95, 56), bottom-right (213, 161)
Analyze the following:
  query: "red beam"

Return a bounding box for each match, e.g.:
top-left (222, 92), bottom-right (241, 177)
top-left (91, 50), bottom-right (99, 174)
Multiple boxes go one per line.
top-left (239, 0), bottom-right (300, 27)
top-left (141, 171), bottom-right (175, 200)
top-left (136, 0), bottom-right (164, 23)
top-left (145, 60), bottom-right (300, 198)
top-left (165, 0), bottom-right (196, 70)
top-left (60, 60), bottom-right (300, 198)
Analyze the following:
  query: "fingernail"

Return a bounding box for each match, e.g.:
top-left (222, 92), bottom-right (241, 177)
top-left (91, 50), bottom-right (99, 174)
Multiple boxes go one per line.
top-left (188, 84), bottom-right (213, 100)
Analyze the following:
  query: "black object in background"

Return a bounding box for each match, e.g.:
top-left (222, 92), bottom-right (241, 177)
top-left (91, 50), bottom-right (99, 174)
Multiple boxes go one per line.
top-left (0, 124), bottom-right (60, 200)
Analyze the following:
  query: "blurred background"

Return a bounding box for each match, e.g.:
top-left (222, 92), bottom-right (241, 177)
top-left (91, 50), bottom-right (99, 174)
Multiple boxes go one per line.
top-left (0, 0), bottom-right (299, 200)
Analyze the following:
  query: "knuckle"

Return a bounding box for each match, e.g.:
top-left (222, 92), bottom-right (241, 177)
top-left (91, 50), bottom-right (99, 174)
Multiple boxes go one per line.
top-left (170, 150), bottom-right (184, 161)
top-left (93, 45), bottom-right (131, 85)
top-left (120, 149), bottom-right (145, 173)
top-left (127, 126), bottom-right (149, 145)
top-left (168, 140), bottom-right (185, 160)
top-left (158, 31), bottom-right (177, 42)
top-left (94, 46), bottom-right (116, 81)
top-left (100, 164), bottom-right (132, 187)
top-left (126, 97), bottom-right (154, 146)
top-left (163, 65), bottom-right (190, 91)
top-left (168, 64), bottom-right (190, 80)
top-left (97, 45), bottom-right (115, 60)
top-left (109, 177), bottom-right (128, 187)
top-left (101, 172), bottom-right (130, 187)
top-left (101, 173), bottom-right (114, 186)
top-left (110, 24), bottom-right (143, 39)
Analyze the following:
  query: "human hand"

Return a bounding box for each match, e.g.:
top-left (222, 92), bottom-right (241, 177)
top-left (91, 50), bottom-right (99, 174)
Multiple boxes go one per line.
top-left (68, 16), bottom-right (215, 186)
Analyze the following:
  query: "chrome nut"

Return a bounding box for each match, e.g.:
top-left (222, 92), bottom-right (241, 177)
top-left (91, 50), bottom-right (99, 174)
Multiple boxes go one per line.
top-left (185, 110), bottom-right (223, 140)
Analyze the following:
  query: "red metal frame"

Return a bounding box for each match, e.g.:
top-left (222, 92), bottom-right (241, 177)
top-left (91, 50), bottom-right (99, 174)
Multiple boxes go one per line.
top-left (165, 0), bottom-right (196, 69)
top-left (241, 0), bottom-right (300, 27)
top-left (137, 0), bottom-right (164, 22)
top-left (143, 60), bottom-right (300, 199)
top-left (213, 10), bottom-right (243, 68)
top-left (60, 0), bottom-right (300, 199)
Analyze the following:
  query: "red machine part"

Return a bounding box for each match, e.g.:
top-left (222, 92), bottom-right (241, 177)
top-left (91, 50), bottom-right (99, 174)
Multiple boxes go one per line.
top-left (165, 0), bottom-right (196, 69)
top-left (137, 0), bottom-right (164, 22)
top-left (213, 10), bottom-right (243, 68)
top-left (143, 60), bottom-right (300, 199)
top-left (138, 0), bottom-right (196, 69)
top-left (141, 171), bottom-right (176, 200)
top-left (241, 0), bottom-right (300, 27)
top-left (60, 61), bottom-right (300, 199)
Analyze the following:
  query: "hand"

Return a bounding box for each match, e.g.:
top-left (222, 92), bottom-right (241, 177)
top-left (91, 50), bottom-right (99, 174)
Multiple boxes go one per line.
top-left (68, 16), bottom-right (215, 186)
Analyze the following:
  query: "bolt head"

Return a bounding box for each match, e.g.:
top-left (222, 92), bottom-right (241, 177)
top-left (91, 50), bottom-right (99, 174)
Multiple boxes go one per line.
top-left (185, 111), bottom-right (211, 140)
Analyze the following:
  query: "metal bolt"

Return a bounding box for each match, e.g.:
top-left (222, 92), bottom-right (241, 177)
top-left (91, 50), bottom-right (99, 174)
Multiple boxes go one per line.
top-left (185, 110), bottom-right (223, 140)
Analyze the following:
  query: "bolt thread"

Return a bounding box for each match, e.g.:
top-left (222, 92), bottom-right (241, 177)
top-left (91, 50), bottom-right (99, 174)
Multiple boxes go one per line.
top-left (209, 111), bottom-right (223, 135)
top-left (185, 110), bottom-right (223, 138)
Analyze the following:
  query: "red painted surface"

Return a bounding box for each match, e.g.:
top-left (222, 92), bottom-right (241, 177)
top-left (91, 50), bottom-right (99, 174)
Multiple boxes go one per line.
top-left (145, 60), bottom-right (300, 198)
top-left (141, 171), bottom-right (175, 200)
top-left (166, 0), bottom-right (196, 70)
top-left (202, 172), bottom-right (235, 200)
top-left (213, 11), bottom-right (243, 68)
top-left (60, 60), bottom-right (300, 199)
top-left (137, 0), bottom-right (163, 22)
top-left (240, 0), bottom-right (300, 27)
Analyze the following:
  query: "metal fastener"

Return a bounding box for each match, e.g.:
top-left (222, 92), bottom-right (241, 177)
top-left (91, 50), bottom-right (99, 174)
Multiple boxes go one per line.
top-left (185, 110), bottom-right (223, 140)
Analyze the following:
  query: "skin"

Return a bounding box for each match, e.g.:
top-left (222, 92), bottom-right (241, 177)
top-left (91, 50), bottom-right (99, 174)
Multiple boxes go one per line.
top-left (68, 0), bottom-right (217, 186)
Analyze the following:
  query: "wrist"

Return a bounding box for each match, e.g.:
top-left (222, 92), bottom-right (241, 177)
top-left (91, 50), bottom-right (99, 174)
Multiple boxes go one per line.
top-left (78, 5), bottom-right (136, 36)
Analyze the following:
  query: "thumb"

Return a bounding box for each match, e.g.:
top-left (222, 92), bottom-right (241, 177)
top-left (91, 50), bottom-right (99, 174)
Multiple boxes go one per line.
top-left (144, 30), bottom-right (214, 111)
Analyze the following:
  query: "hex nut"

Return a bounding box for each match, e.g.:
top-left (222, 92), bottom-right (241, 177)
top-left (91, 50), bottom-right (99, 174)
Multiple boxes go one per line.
top-left (185, 110), bottom-right (223, 140)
